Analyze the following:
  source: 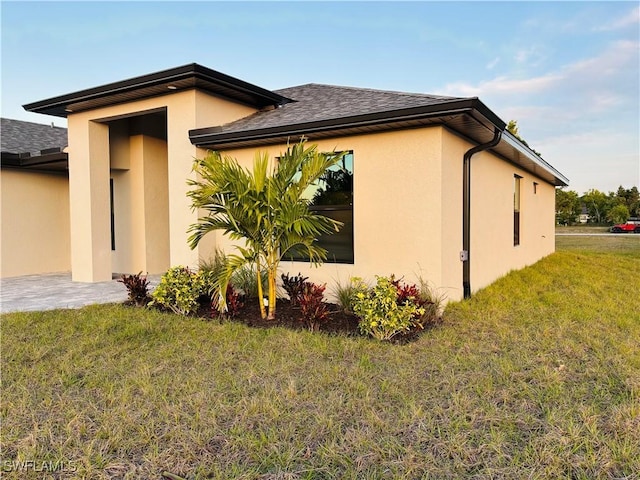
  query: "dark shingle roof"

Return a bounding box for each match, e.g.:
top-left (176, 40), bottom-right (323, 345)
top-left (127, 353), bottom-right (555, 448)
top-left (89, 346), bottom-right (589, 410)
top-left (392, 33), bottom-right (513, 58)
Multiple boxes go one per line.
top-left (204, 83), bottom-right (466, 134)
top-left (188, 83), bottom-right (568, 187)
top-left (1, 118), bottom-right (68, 156)
top-left (1, 118), bottom-right (69, 172)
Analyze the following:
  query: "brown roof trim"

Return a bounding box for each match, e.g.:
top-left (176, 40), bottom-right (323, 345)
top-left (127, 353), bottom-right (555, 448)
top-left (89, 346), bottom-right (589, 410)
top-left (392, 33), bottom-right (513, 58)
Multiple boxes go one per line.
top-left (23, 63), bottom-right (293, 118)
top-left (1, 150), bottom-right (68, 173)
top-left (189, 97), bottom-right (505, 148)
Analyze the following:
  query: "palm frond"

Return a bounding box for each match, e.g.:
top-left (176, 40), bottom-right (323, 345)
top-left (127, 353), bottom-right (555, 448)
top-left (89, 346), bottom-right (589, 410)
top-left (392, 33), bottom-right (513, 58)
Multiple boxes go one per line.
top-left (187, 142), bottom-right (346, 318)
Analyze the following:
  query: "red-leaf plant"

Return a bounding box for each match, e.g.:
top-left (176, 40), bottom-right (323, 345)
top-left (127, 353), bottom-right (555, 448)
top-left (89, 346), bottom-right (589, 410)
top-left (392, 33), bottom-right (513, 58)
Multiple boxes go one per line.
top-left (299, 282), bottom-right (330, 331)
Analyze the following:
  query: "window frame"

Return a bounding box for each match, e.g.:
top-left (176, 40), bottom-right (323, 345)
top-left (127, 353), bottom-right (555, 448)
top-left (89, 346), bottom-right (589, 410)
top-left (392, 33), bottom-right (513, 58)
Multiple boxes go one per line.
top-left (288, 150), bottom-right (354, 264)
top-left (514, 174), bottom-right (522, 246)
top-left (110, 178), bottom-right (116, 251)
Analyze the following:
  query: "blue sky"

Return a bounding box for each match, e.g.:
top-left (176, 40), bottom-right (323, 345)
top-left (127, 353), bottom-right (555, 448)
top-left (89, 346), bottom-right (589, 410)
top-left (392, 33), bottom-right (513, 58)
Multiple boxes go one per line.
top-left (2, 1), bottom-right (638, 194)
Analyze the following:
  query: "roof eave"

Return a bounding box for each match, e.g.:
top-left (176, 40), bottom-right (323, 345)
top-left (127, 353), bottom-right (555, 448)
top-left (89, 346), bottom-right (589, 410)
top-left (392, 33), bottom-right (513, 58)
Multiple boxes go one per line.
top-left (23, 63), bottom-right (293, 118)
top-left (500, 131), bottom-right (569, 187)
top-left (1, 150), bottom-right (69, 173)
top-left (189, 97), bottom-right (567, 187)
top-left (189, 98), bottom-right (487, 147)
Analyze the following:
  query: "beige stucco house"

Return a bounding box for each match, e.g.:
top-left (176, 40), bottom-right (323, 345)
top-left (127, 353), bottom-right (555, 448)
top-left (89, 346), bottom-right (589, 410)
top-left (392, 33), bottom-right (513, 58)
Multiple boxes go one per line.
top-left (2, 63), bottom-right (568, 300)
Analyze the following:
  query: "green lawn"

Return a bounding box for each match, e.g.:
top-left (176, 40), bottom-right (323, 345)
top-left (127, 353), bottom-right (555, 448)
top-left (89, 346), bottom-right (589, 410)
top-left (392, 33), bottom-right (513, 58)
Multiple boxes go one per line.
top-left (2, 242), bottom-right (639, 479)
top-left (556, 231), bottom-right (640, 256)
top-left (555, 225), bottom-right (610, 234)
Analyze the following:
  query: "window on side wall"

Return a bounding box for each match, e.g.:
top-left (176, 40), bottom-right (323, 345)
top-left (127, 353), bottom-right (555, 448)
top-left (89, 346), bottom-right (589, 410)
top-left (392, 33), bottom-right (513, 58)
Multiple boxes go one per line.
top-left (288, 151), bottom-right (354, 263)
top-left (514, 175), bottom-right (522, 246)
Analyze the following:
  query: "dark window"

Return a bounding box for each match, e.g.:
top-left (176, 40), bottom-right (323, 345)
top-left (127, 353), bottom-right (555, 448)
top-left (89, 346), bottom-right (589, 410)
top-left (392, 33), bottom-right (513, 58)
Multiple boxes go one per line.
top-left (533, 181), bottom-right (538, 194)
top-left (289, 152), bottom-right (354, 263)
top-left (514, 175), bottom-right (521, 246)
top-left (110, 178), bottom-right (115, 251)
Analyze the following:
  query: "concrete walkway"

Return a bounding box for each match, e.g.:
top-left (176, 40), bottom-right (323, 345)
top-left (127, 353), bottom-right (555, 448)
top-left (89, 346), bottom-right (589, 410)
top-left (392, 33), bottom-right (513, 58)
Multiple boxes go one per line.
top-left (0, 273), bottom-right (160, 314)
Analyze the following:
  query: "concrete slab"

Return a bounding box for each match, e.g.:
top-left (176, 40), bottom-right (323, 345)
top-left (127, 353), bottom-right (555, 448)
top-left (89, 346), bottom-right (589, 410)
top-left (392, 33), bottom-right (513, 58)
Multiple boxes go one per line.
top-left (0, 272), bottom-right (160, 314)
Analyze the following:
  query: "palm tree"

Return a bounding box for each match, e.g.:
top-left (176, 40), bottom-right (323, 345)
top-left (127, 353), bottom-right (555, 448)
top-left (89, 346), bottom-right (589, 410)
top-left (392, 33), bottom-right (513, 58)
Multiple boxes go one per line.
top-left (187, 142), bottom-right (345, 320)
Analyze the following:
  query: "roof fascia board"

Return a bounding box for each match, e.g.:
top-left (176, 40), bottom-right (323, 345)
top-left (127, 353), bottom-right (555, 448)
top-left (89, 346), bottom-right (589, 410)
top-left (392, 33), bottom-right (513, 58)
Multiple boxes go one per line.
top-left (190, 64), bottom-right (293, 105)
top-left (189, 99), bottom-right (481, 145)
top-left (23, 66), bottom-right (194, 112)
top-left (23, 63), bottom-right (292, 116)
top-left (0, 164), bottom-right (68, 175)
top-left (468, 97), bottom-right (506, 130)
top-left (1, 151), bottom-right (68, 167)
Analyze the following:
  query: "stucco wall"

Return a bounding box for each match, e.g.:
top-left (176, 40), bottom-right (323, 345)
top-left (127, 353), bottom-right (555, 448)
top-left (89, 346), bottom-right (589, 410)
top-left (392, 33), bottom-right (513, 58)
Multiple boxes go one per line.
top-left (59, 86), bottom-right (558, 297)
top-left (471, 157), bottom-right (555, 292)
top-left (0, 169), bottom-right (71, 277)
top-left (66, 89), bottom-right (257, 281)
top-left (209, 126), bottom-right (557, 302)
top-left (439, 129), bottom-right (466, 300)
top-left (111, 135), bottom-right (170, 274)
top-left (202, 128), bottom-right (447, 297)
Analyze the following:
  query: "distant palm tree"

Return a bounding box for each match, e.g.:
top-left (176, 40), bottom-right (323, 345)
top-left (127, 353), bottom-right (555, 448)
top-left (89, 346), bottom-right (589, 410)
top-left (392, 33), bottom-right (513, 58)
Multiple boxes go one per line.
top-left (187, 142), bottom-right (345, 320)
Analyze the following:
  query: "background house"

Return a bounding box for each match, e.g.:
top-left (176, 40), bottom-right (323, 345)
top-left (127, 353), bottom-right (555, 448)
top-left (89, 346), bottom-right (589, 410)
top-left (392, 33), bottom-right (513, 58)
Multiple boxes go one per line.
top-left (2, 64), bottom-right (568, 301)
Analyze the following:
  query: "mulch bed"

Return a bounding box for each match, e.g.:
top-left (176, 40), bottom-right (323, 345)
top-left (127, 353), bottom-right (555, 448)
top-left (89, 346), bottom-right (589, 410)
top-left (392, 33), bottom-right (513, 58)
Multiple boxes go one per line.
top-left (229, 297), bottom-right (361, 335)
top-left (201, 297), bottom-right (427, 343)
top-left (131, 296), bottom-right (430, 343)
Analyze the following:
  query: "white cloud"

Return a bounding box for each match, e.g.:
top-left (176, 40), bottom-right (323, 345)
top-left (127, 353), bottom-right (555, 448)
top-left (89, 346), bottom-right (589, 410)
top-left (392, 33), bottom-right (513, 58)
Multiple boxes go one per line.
top-left (514, 45), bottom-right (547, 67)
top-left (594, 6), bottom-right (639, 31)
top-left (438, 39), bottom-right (639, 192)
top-left (441, 39), bottom-right (638, 109)
top-left (440, 73), bottom-right (562, 97)
top-left (486, 57), bottom-right (500, 70)
top-left (543, 135), bottom-right (640, 194)
top-left (564, 40), bottom-right (638, 73)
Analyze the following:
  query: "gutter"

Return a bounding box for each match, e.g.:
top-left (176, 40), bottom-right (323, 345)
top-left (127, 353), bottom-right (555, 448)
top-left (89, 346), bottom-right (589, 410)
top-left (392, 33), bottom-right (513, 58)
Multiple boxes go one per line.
top-left (462, 127), bottom-right (502, 299)
top-left (500, 131), bottom-right (569, 186)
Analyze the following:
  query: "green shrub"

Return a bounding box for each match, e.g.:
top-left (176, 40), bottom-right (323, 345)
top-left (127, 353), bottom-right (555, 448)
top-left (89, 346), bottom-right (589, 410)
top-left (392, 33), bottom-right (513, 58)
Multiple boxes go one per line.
top-left (231, 264), bottom-right (268, 298)
top-left (416, 278), bottom-right (445, 327)
top-left (198, 249), bottom-right (227, 302)
top-left (351, 276), bottom-right (425, 341)
top-left (332, 278), bottom-right (359, 314)
top-left (150, 266), bottom-right (204, 316)
top-left (390, 275), bottom-right (445, 329)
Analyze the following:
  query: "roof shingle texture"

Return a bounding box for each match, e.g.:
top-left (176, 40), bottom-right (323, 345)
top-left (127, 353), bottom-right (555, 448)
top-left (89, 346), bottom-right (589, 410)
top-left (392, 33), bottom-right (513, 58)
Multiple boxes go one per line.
top-left (1, 118), bottom-right (68, 156)
top-left (214, 84), bottom-right (466, 133)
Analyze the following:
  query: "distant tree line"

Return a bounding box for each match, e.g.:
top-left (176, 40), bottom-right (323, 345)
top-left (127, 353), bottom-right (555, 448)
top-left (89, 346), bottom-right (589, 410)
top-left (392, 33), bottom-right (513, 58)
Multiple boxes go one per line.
top-left (556, 186), bottom-right (640, 225)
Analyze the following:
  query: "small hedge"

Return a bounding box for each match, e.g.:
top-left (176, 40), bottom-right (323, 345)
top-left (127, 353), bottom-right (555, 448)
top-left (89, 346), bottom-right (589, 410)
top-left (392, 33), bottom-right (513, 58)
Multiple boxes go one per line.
top-left (150, 266), bottom-right (205, 316)
top-left (128, 263), bottom-right (443, 341)
top-left (351, 276), bottom-right (426, 340)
